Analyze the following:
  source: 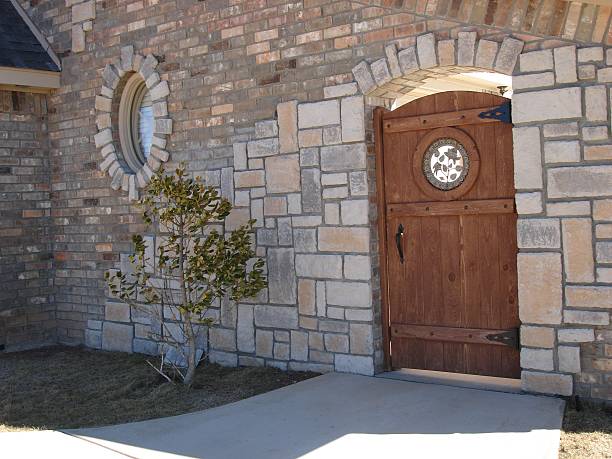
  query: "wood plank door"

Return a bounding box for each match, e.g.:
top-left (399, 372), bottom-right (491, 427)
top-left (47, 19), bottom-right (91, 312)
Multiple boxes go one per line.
top-left (376, 91), bottom-right (520, 378)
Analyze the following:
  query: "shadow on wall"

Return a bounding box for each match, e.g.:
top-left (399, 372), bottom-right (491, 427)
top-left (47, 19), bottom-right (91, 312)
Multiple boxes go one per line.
top-left (68, 373), bottom-right (564, 459)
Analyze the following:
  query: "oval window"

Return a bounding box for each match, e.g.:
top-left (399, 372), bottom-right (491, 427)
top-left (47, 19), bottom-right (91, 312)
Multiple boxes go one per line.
top-left (119, 74), bottom-right (154, 172)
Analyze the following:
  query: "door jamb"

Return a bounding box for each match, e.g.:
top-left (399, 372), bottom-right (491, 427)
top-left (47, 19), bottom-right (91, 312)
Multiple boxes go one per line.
top-left (374, 106), bottom-right (392, 371)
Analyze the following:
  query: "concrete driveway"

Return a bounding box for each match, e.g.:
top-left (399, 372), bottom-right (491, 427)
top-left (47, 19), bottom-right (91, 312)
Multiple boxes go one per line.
top-left (2, 372), bottom-right (564, 459)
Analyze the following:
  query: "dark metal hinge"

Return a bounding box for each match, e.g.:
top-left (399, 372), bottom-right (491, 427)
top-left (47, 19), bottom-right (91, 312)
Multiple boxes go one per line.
top-left (478, 101), bottom-right (512, 124)
top-left (485, 328), bottom-right (519, 349)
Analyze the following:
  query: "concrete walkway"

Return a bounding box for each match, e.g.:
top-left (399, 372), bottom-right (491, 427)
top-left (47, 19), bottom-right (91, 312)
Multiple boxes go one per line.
top-left (2, 373), bottom-right (564, 459)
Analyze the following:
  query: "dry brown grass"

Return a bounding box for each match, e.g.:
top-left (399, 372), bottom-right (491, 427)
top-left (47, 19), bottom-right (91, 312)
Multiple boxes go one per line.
top-left (559, 404), bottom-right (612, 459)
top-left (0, 346), bottom-right (317, 431)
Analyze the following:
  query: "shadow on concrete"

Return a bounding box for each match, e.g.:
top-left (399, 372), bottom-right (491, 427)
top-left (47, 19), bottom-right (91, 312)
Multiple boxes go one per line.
top-left (65, 372), bottom-right (565, 459)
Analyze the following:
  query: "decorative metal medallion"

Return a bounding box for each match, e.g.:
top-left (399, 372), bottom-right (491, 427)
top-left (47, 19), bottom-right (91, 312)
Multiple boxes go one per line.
top-left (423, 138), bottom-right (469, 190)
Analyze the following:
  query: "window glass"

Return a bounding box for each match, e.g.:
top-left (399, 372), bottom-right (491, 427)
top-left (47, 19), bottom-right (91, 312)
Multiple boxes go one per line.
top-left (138, 90), bottom-right (153, 159)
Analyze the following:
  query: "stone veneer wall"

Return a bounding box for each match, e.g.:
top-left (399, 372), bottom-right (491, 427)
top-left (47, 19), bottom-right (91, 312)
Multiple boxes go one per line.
top-left (350, 31), bottom-right (612, 400)
top-left (0, 90), bottom-right (54, 350)
top-left (13, 0), bottom-right (612, 400)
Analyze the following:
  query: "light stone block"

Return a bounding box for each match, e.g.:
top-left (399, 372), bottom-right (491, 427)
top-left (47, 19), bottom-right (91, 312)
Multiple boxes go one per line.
top-left (543, 140), bottom-right (580, 163)
top-left (546, 201), bottom-right (591, 216)
top-left (247, 138), bottom-right (279, 158)
top-left (398, 46), bottom-right (418, 74)
top-left (318, 227), bottom-right (369, 253)
top-left (416, 33), bottom-right (436, 69)
top-left (558, 328), bottom-right (595, 343)
top-left (298, 279), bottom-right (316, 315)
top-left (584, 145), bottom-right (612, 161)
top-left (344, 255), bottom-right (371, 280)
top-left (254, 305), bottom-right (298, 329)
top-left (513, 88), bottom-right (581, 123)
top-left (558, 346), bottom-right (581, 373)
top-left (237, 305), bottom-right (255, 353)
top-left (324, 333), bottom-right (349, 353)
top-left (512, 127), bottom-right (542, 189)
top-left (326, 281), bottom-right (371, 308)
top-left (267, 248), bottom-right (297, 304)
top-left (71, 24), bottom-right (85, 53)
top-left (543, 122), bottom-right (579, 138)
top-left (277, 101), bottom-right (298, 153)
top-left (324, 83), bottom-right (358, 99)
top-left (562, 219), bottom-right (595, 283)
top-left (105, 302), bottom-right (130, 322)
top-left (234, 170), bottom-right (265, 188)
top-left (515, 192), bottom-right (542, 215)
top-left (340, 199), bottom-right (369, 226)
top-left (320, 144), bottom-right (366, 171)
top-left (585, 85), bottom-right (607, 121)
top-left (566, 286), bottom-right (612, 309)
top-left (370, 58), bottom-right (392, 86)
top-left (437, 39), bottom-right (455, 67)
top-left (518, 253), bottom-right (562, 324)
top-left (594, 200), bottom-right (612, 221)
top-left (291, 331), bottom-right (309, 361)
top-left (349, 324), bottom-right (373, 355)
top-left (325, 202), bottom-right (340, 224)
top-left (265, 154), bottom-right (300, 193)
top-left (517, 218), bottom-right (560, 249)
top-left (341, 96), bottom-right (365, 142)
top-left (72, 0), bottom-right (95, 22)
top-left (352, 61), bottom-right (376, 94)
top-left (564, 310), bottom-right (610, 325)
top-left (256, 330), bottom-right (273, 357)
top-left (335, 354), bottom-right (374, 375)
top-left (512, 72), bottom-right (554, 90)
top-left (384, 44), bottom-right (402, 78)
top-left (474, 40), bottom-right (498, 69)
top-left (521, 371), bottom-right (572, 396)
top-left (298, 129), bottom-right (322, 148)
top-left (457, 32), bottom-right (477, 67)
top-left (301, 168), bottom-right (322, 213)
top-left (298, 100), bottom-right (340, 129)
top-left (578, 47), bottom-right (603, 63)
top-left (210, 328), bottom-right (237, 352)
top-left (102, 322), bottom-right (133, 352)
top-left (520, 49), bottom-right (553, 72)
top-left (548, 166), bottom-right (612, 198)
top-left (295, 254), bottom-right (343, 279)
top-left (520, 348), bottom-right (554, 371)
top-left (494, 37), bottom-right (523, 74)
top-left (521, 326), bottom-right (555, 348)
top-left (553, 46), bottom-right (577, 83)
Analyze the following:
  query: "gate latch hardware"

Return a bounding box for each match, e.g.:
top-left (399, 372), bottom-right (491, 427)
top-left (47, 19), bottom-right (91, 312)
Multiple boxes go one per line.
top-left (485, 328), bottom-right (519, 349)
top-left (478, 101), bottom-right (511, 124)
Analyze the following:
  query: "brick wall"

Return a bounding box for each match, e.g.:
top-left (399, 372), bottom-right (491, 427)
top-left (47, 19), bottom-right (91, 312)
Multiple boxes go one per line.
top-left (10, 0), bottom-right (612, 399)
top-left (0, 90), bottom-right (54, 350)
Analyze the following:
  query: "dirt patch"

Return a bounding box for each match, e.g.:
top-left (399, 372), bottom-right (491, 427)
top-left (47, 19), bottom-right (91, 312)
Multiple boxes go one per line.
top-left (0, 346), bottom-right (318, 431)
top-left (559, 404), bottom-right (612, 459)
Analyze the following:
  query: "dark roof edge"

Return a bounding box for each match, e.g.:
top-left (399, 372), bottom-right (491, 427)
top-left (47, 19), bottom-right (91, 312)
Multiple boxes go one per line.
top-left (9, 0), bottom-right (61, 71)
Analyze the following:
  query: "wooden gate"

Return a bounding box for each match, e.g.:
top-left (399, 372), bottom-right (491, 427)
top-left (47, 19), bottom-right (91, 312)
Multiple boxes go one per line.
top-left (375, 91), bottom-right (520, 379)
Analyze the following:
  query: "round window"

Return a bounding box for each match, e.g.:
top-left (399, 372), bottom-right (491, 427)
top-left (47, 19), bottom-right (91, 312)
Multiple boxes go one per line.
top-left (118, 73), bottom-right (154, 173)
top-left (423, 138), bottom-right (469, 191)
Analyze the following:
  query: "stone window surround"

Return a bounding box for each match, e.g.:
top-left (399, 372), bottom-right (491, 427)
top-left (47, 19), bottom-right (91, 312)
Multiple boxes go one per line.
top-left (93, 46), bottom-right (172, 201)
top-left (93, 31), bottom-right (612, 398)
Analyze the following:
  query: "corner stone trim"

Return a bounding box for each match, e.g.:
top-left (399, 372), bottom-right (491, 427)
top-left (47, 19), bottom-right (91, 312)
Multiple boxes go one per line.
top-left (94, 46), bottom-right (172, 201)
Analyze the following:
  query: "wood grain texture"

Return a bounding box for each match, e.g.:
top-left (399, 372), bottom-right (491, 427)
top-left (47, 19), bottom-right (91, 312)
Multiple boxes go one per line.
top-left (378, 91), bottom-right (520, 379)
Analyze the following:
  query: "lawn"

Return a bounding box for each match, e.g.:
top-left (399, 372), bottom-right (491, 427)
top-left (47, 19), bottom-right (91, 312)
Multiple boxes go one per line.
top-left (0, 346), bottom-right (317, 431)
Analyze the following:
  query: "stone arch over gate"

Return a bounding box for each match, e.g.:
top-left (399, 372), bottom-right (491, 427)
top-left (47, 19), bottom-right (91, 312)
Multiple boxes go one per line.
top-left (351, 31), bottom-right (611, 398)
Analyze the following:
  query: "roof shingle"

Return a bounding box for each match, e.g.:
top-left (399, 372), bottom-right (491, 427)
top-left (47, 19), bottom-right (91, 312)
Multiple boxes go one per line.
top-left (0, 0), bottom-right (59, 72)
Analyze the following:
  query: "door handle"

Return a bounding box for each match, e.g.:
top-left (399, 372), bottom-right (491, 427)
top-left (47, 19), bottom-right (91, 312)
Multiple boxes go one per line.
top-left (395, 223), bottom-right (404, 264)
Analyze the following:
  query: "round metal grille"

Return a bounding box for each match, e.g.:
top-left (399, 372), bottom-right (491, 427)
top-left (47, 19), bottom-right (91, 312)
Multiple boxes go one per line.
top-left (423, 138), bottom-right (470, 191)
